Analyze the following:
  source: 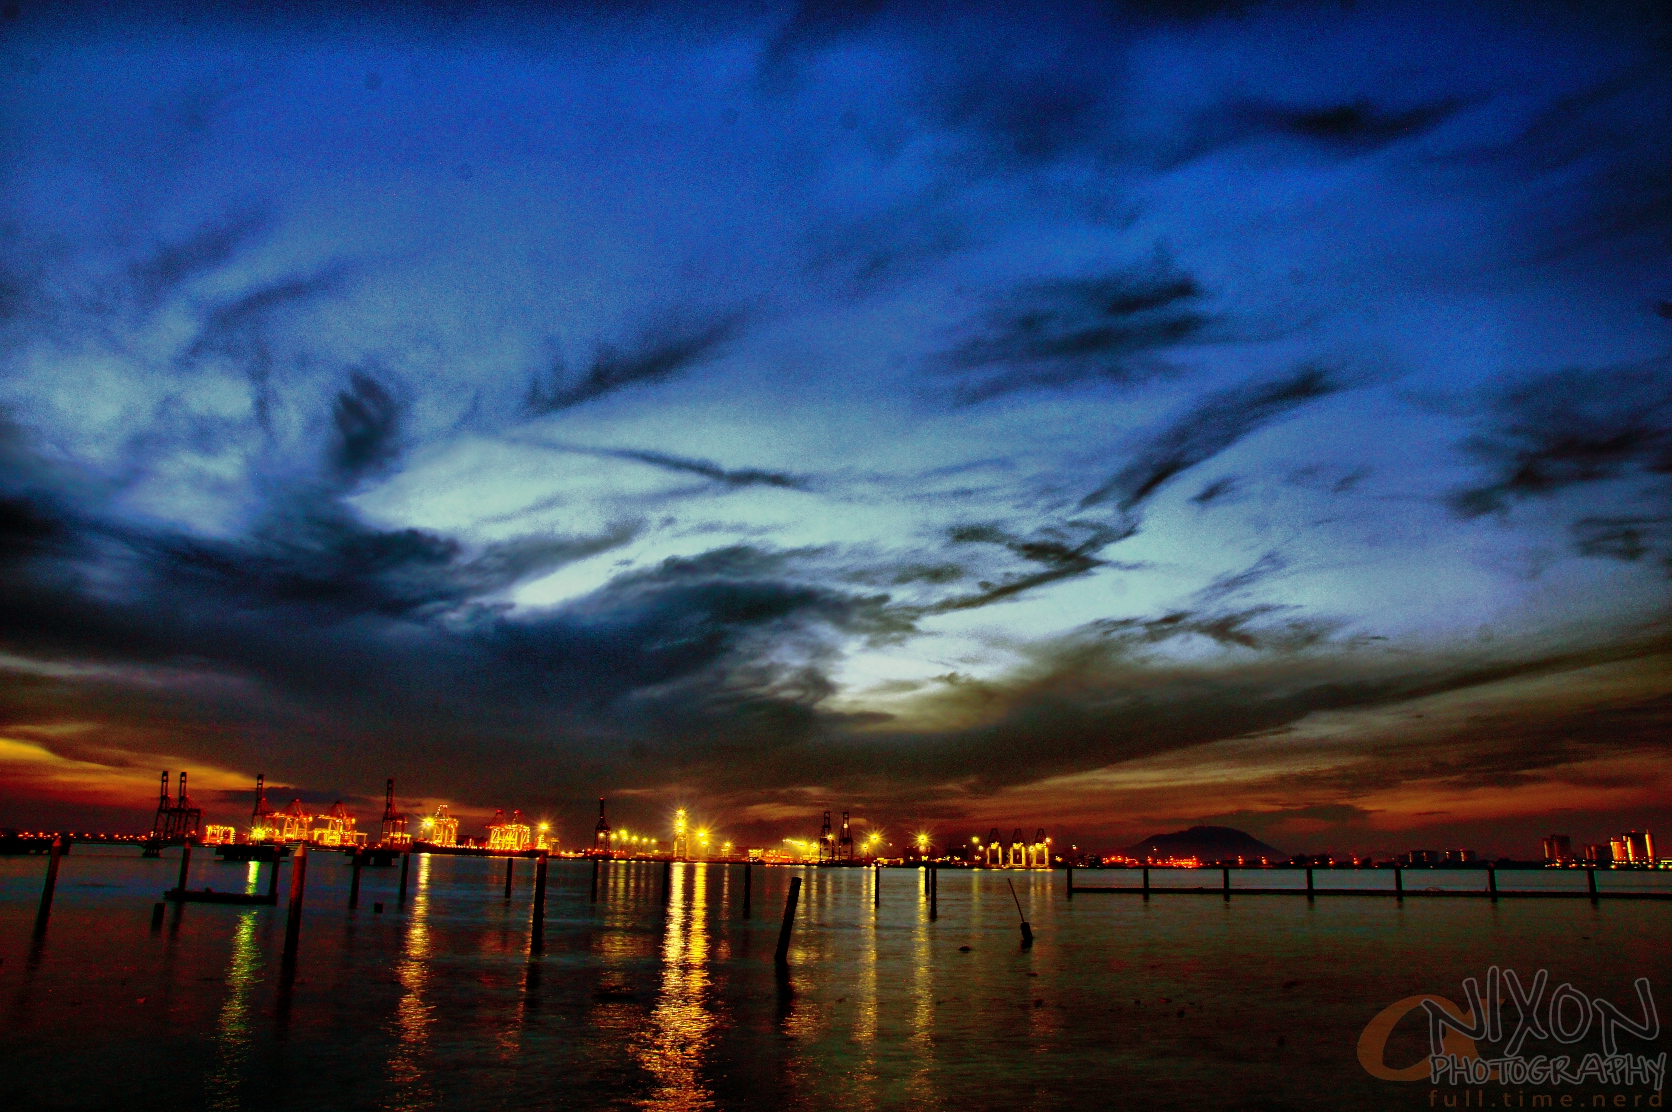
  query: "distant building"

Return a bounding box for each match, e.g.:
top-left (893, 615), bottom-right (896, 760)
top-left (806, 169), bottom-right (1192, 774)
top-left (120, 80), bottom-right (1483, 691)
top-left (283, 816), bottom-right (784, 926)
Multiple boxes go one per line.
top-left (1399, 850), bottom-right (1440, 866)
top-left (1582, 843), bottom-right (1610, 864)
top-left (1615, 830), bottom-right (1655, 865)
top-left (1443, 849), bottom-right (1477, 865)
top-left (1542, 834), bottom-right (1572, 863)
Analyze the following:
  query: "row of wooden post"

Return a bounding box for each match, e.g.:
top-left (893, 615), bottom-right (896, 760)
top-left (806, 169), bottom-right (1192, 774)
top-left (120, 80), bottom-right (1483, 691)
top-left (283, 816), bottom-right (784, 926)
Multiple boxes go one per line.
top-left (1064, 863), bottom-right (1606, 904)
top-left (26, 848), bottom-right (905, 973)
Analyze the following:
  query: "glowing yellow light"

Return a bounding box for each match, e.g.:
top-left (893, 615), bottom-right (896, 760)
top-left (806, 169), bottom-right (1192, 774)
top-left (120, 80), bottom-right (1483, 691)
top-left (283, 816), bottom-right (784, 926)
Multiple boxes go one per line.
top-left (539, 823), bottom-right (549, 832)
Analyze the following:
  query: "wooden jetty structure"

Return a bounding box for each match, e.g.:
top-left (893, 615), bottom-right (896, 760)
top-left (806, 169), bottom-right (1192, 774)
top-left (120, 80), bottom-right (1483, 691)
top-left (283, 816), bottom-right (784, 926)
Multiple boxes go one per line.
top-left (1064, 864), bottom-right (1672, 901)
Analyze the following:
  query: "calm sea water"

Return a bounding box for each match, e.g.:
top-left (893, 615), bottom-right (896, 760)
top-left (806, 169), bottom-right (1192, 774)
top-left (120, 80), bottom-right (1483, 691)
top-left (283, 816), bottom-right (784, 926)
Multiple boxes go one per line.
top-left (2, 849), bottom-right (1667, 1111)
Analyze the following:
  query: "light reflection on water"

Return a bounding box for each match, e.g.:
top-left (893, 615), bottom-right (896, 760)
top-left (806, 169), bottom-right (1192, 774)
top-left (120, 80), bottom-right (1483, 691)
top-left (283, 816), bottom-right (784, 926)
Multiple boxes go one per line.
top-left (637, 862), bottom-right (715, 1111)
top-left (385, 852), bottom-right (435, 1112)
top-left (1, 852), bottom-right (1668, 1112)
top-left (204, 863), bottom-right (264, 1111)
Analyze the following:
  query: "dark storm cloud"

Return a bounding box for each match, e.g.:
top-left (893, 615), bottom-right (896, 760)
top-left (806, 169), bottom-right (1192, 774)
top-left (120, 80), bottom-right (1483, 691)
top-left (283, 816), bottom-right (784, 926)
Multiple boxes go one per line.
top-left (1236, 98), bottom-right (1461, 150)
top-left (1447, 67), bottom-right (1672, 262)
top-left (525, 315), bottom-right (743, 414)
top-left (0, 410), bottom-right (901, 781)
top-left (934, 258), bottom-right (1209, 402)
top-left (925, 519), bottom-right (1127, 613)
top-left (1193, 552), bottom-right (1286, 602)
top-left (1080, 365), bottom-right (1339, 511)
top-left (1450, 359), bottom-right (1672, 518)
top-left (591, 448), bottom-right (806, 491)
top-left (330, 371), bottom-right (402, 480)
top-left (128, 212), bottom-right (267, 307)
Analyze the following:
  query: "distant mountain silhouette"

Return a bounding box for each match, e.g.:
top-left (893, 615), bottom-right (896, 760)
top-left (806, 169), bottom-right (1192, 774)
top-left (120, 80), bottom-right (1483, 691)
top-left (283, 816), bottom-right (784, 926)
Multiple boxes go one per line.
top-left (1125, 825), bottom-right (1283, 861)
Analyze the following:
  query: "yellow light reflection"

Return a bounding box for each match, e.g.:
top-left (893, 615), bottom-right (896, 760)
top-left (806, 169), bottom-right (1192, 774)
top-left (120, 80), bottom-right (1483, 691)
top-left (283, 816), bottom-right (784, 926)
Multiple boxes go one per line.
top-left (635, 862), bottom-right (715, 1110)
top-left (384, 853), bottom-right (435, 1111)
top-left (203, 901), bottom-right (262, 1111)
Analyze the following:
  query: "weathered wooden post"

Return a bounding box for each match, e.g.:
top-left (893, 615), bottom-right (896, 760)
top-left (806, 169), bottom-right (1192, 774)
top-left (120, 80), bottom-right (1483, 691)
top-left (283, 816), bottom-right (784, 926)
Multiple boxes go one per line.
top-left (398, 849), bottom-right (410, 905)
top-left (530, 852), bottom-right (549, 953)
top-left (874, 862), bottom-right (880, 908)
top-left (173, 841), bottom-right (193, 897)
top-left (1066, 864), bottom-right (1073, 899)
top-left (1487, 864), bottom-right (1498, 902)
top-left (1222, 866), bottom-right (1231, 900)
top-left (774, 875), bottom-right (802, 967)
top-left (929, 864), bottom-right (938, 921)
top-left (150, 901), bottom-right (165, 930)
top-left (349, 850), bottom-right (364, 910)
top-left (1007, 878), bottom-right (1033, 947)
top-left (282, 845), bottom-right (308, 966)
top-left (1587, 867), bottom-right (1598, 905)
top-left (742, 861), bottom-right (752, 918)
top-left (1142, 866), bottom-right (1150, 900)
top-left (266, 855), bottom-right (282, 902)
top-left (590, 857), bottom-right (600, 902)
top-left (1305, 866), bottom-right (1315, 900)
top-left (33, 835), bottom-right (64, 935)
top-left (1394, 866), bottom-right (1403, 901)
top-left (504, 856), bottom-right (514, 900)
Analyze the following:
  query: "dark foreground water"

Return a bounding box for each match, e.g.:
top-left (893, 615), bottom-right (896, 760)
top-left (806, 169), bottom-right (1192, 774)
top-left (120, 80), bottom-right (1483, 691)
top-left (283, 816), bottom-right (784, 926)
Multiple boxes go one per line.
top-left (2, 850), bottom-right (1667, 1111)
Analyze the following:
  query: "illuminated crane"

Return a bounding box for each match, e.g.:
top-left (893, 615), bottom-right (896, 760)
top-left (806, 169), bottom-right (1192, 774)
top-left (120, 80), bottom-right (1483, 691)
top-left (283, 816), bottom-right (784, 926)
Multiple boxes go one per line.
top-left (150, 771), bottom-right (203, 843)
top-left (420, 804), bottom-right (459, 847)
top-left (591, 798), bottom-right (611, 856)
top-left (379, 778), bottom-right (411, 847)
top-left (819, 811), bottom-right (835, 864)
top-left (1029, 829), bottom-right (1051, 868)
top-left (487, 808), bottom-right (531, 852)
top-left (249, 773), bottom-right (279, 842)
top-left (311, 801), bottom-right (364, 847)
top-left (673, 808), bottom-right (689, 861)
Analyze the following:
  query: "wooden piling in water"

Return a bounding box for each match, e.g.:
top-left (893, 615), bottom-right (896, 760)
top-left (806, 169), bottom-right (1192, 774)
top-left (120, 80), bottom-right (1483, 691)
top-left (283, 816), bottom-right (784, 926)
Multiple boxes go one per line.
top-left (929, 864), bottom-right (938, 920)
top-left (349, 851), bottom-right (363, 910)
top-left (590, 857), bottom-right (600, 902)
top-left (267, 856), bottom-right (282, 901)
top-left (33, 835), bottom-right (64, 935)
top-left (1007, 878), bottom-right (1033, 947)
top-left (1305, 867), bottom-right (1315, 900)
top-left (398, 850), bottom-right (410, 905)
top-left (1394, 867), bottom-right (1403, 900)
top-left (1222, 867), bottom-right (1230, 900)
top-left (874, 862), bottom-right (880, 908)
top-left (742, 861), bottom-right (752, 918)
top-left (531, 852), bottom-right (548, 953)
top-left (504, 856), bottom-right (514, 900)
top-left (174, 841), bottom-right (193, 897)
top-left (1066, 864), bottom-right (1074, 898)
top-left (150, 901), bottom-right (165, 930)
top-left (1587, 867), bottom-right (1598, 905)
top-left (774, 875), bottom-right (803, 967)
top-left (1488, 865), bottom-right (1498, 902)
top-left (1142, 866), bottom-right (1150, 900)
top-left (282, 845), bottom-right (308, 965)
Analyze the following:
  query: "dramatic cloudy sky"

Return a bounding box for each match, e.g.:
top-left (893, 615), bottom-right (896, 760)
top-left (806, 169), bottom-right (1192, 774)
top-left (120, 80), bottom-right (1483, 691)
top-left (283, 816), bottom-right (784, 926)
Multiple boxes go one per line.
top-left (1, 1), bottom-right (1668, 855)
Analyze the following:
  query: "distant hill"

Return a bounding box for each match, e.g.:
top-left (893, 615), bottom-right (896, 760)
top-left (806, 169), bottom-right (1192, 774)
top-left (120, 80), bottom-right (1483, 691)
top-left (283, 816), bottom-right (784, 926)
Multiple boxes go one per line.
top-left (1125, 825), bottom-right (1283, 862)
